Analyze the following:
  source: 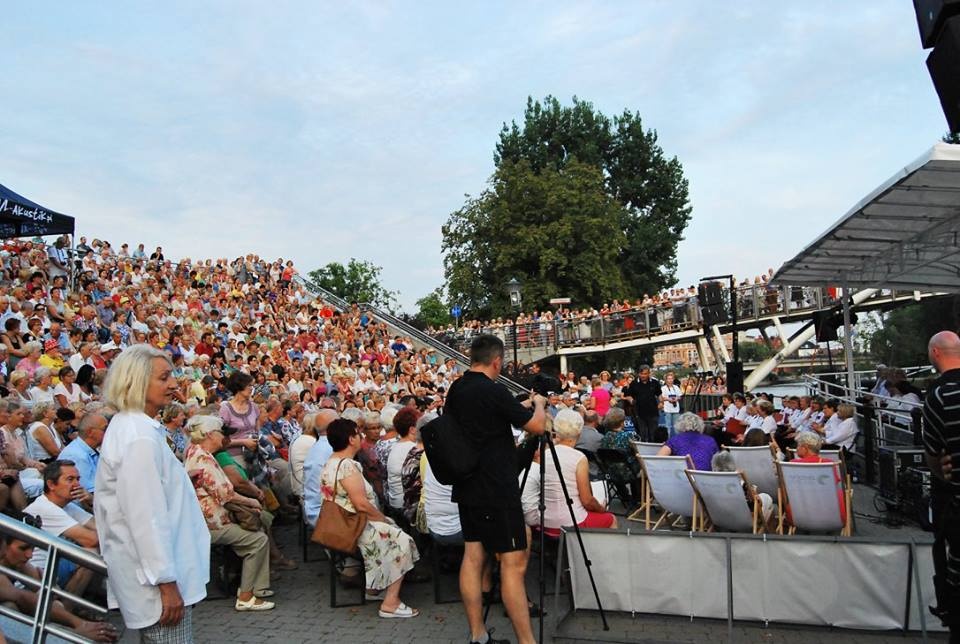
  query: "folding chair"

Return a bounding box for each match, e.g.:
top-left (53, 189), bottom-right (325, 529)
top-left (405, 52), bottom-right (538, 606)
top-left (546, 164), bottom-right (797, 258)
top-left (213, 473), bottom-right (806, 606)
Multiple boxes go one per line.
top-left (726, 444), bottom-right (780, 498)
top-left (429, 537), bottom-right (463, 605)
top-left (685, 469), bottom-right (762, 534)
top-left (636, 455), bottom-right (698, 530)
top-left (627, 441), bottom-right (663, 523)
top-left (595, 447), bottom-right (635, 511)
top-left (775, 461), bottom-right (853, 537)
top-left (820, 449), bottom-right (851, 488)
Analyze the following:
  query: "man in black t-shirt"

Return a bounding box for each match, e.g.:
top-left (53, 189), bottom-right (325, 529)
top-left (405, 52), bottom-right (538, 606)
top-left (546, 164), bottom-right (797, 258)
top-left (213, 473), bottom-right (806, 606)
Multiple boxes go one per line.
top-left (623, 364), bottom-right (661, 441)
top-left (923, 331), bottom-right (960, 636)
top-left (445, 334), bottom-right (546, 644)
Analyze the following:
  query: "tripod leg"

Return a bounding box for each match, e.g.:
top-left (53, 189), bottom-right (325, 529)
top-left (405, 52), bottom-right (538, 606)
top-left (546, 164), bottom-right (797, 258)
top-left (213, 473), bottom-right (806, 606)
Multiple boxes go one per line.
top-left (544, 436), bottom-right (609, 631)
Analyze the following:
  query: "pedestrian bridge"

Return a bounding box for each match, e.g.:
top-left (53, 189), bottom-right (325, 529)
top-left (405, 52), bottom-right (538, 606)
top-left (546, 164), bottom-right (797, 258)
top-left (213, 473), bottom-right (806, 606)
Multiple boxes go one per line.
top-left (431, 284), bottom-right (945, 388)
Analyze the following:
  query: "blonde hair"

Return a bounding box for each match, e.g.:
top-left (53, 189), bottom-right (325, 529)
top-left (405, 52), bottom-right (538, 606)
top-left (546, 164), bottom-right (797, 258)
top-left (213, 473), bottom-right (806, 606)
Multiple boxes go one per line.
top-left (104, 345), bottom-right (172, 413)
top-left (32, 401), bottom-right (53, 423)
top-left (185, 414), bottom-right (223, 444)
top-left (553, 408), bottom-right (584, 441)
top-left (837, 403), bottom-right (855, 420)
top-left (301, 412), bottom-right (319, 437)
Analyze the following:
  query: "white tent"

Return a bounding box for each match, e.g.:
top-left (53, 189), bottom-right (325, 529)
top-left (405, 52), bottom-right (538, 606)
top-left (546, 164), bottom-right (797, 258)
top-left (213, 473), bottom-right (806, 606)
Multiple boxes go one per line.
top-left (773, 143), bottom-right (960, 291)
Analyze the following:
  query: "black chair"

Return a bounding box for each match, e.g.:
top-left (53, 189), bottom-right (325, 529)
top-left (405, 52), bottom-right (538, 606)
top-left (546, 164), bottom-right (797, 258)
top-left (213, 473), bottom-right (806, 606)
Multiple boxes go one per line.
top-left (206, 544), bottom-right (242, 600)
top-left (595, 448), bottom-right (636, 511)
top-left (327, 548), bottom-right (366, 608)
top-left (429, 537), bottom-right (463, 605)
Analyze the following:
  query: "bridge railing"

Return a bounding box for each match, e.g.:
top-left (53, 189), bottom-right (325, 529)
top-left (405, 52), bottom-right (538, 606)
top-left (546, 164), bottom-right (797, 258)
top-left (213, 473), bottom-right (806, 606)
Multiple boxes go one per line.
top-left (433, 286), bottom-right (930, 357)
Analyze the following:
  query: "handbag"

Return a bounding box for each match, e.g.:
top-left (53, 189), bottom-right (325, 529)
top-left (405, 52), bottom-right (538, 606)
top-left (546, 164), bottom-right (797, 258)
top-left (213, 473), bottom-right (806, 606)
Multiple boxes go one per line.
top-left (311, 459), bottom-right (367, 553)
top-left (224, 501), bottom-right (261, 532)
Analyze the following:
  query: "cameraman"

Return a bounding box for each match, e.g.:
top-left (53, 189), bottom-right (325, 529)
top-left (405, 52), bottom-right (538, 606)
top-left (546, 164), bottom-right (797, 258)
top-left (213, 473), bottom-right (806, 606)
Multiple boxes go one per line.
top-left (446, 335), bottom-right (546, 644)
top-left (923, 331), bottom-right (960, 639)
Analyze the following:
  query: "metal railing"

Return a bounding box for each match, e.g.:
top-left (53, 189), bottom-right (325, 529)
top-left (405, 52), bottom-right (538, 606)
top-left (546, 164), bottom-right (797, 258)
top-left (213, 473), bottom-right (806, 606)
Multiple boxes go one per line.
top-left (432, 286), bottom-right (936, 355)
top-left (0, 513), bottom-right (108, 643)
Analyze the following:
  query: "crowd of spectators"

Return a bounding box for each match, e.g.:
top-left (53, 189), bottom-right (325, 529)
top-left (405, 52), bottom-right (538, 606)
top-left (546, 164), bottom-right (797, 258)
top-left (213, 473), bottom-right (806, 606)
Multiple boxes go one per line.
top-left (0, 233), bottom-right (908, 639)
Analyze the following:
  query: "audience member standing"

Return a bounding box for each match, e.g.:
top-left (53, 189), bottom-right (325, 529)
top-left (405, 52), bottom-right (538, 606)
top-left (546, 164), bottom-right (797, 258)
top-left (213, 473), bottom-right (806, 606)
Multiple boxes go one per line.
top-left (96, 345), bottom-right (210, 641)
top-left (623, 365), bottom-right (661, 441)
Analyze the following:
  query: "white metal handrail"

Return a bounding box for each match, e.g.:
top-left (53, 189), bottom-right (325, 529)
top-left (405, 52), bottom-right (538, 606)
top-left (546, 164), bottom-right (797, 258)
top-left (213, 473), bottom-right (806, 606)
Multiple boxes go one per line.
top-left (0, 513), bottom-right (108, 644)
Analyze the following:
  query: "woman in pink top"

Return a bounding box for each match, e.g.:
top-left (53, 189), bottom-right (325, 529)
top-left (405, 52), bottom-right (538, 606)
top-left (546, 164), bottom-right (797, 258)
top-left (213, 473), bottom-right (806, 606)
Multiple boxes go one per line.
top-left (589, 377), bottom-right (611, 417)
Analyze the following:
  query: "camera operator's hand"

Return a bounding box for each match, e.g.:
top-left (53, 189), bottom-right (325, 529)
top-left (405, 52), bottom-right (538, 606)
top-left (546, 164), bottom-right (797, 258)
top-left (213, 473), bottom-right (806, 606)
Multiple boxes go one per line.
top-left (532, 394), bottom-right (547, 407)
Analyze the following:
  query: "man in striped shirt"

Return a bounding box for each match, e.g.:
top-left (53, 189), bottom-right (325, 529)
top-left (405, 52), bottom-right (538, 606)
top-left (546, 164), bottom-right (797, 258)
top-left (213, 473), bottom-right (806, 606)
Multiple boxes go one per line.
top-left (923, 330), bottom-right (960, 636)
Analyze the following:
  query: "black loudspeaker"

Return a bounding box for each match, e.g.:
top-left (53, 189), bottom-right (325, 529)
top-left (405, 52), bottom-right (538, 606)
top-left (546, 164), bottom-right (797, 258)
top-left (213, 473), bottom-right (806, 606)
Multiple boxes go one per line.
top-left (879, 445), bottom-right (927, 500)
top-left (697, 282), bottom-right (724, 307)
top-left (812, 311), bottom-right (839, 342)
top-left (928, 16), bottom-right (960, 133)
top-left (726, 361), bottom-right (744, 394)
top-left (701, 304), bottom-right (729, 327)
top-left (915, 0), bottom-right (960, 48)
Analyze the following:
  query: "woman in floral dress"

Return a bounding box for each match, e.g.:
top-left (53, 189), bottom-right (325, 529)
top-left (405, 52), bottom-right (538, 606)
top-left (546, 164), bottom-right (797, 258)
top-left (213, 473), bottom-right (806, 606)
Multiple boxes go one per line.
top-left (320, 417), bottom-right (419, 619)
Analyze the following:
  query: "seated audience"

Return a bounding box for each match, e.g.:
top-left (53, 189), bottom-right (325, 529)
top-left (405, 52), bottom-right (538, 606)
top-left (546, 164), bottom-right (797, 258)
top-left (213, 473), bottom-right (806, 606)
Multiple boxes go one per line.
top-left (23, 460), bottom-right (98, 597)
top-left (320, 418), bottom-right (420, 619)
top-left (542, 409), bottom-right (616, 536)
top-left (657, 412), bottom-right (718, 471)
top-left (58, 412), bottom-right (107, 496)
top-left (289, 411), bottom-right (318, 497)
top-left (711, 450), bottom-right (775, 529)
top-left (184, 414), bottom-right (276, 612)
top-left (386, 407), bottom-right (421, 516)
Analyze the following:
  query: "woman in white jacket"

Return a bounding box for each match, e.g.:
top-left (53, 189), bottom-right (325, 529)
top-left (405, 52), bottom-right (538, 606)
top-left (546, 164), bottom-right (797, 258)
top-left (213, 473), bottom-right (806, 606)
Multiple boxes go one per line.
top-left (95, 345), bottom-right (210, 641)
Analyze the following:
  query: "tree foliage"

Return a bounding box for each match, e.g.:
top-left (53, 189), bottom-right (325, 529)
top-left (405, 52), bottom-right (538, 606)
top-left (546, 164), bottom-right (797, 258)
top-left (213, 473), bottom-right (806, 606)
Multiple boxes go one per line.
top-left (866, 296), bottom-right (959, 367)
top-left (444, 96), bottom-right (691, 318)
top-left (415, 287), bottom-right (452, 328)
top-left (443, 158), bottom-right (627, 316)
top-left (307, 258), bottom-right (398, 311)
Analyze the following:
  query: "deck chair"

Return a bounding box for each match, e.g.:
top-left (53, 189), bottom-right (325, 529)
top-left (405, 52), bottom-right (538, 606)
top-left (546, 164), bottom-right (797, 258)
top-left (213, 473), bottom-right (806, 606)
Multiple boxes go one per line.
top-left (775, 461), bottom-right (853, 537)
top-left (820, 449), bottom-right (850, 487)
top-left (726, 445), bottom-right (780, 498)
top-left (627, 441), bottom-right (663, 523)
top-left (637, 455), bottom-right (698, 530)
top-left (685, 470), bottom-right (762, 534)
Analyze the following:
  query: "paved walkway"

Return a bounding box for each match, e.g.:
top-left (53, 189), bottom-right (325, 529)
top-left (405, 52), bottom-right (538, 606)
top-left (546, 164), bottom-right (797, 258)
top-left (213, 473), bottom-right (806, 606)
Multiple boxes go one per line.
top-left (178, 520), bottom-right (946, 644)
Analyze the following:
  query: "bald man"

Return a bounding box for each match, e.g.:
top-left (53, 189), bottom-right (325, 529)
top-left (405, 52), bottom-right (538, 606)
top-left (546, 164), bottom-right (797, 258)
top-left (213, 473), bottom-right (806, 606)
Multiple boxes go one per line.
top-left (923, 330), bottom-right (960, 633)
top-left (301, 409), bottom-right (339, 527)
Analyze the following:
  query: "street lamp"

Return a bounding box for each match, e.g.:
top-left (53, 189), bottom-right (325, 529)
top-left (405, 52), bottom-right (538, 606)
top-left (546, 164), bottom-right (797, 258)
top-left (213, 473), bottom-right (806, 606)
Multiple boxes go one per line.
top-left (506, 278), bottom-right (522, 376)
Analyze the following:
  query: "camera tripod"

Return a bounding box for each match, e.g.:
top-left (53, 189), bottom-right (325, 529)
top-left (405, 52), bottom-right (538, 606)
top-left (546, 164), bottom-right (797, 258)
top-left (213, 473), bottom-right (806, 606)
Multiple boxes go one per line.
top-left (514, 431), bottom-right (609, 643)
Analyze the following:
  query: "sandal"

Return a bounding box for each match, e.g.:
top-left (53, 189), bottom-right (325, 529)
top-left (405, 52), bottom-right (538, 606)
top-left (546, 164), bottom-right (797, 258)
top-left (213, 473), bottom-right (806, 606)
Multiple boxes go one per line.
top-left (378, 602), bottom-right (419, 619)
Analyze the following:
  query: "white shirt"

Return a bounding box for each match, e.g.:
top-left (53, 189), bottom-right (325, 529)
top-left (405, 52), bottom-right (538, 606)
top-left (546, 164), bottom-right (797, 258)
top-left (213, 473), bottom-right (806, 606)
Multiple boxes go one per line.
top-left (386, 440), bottom-right (416, 510)
top-left (543, 444), bottom-right (589, 530)
top-left (94, 411), bottom-right (209, 629)
top-left (661, 384), bottom-right (682, 414)
top-left (24, 495), bottom-right (92, 571)
top-left (288, 434), bottom-right (317, 497)
top-left (25, 421), bottom-right (62, 461)
top-left (760, 415), bottom-right (778, 435)
top-left (68, 353), bottom-right (93, 374)
top-left (826, 417), bottom-right (858, 450)
top-left (423, 458), bottom-right (461, 537)
top-left (53, 382), bottom-right (88, 406)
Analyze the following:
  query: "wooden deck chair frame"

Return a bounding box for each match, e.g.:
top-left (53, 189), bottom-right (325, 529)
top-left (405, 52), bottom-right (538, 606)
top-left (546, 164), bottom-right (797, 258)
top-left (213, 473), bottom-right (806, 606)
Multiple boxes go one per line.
top-left (775, 461), bottom-right (853, 537)
top-left (685, 469), bottom-right (763, 534)
top-left (636, 455), bottom-right (698, 530)
top-left (627, 441), bottom-right (663, 523)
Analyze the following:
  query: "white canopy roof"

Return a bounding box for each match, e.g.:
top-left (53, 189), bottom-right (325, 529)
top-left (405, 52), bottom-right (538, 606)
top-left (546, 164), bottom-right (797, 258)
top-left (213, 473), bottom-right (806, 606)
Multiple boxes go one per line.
top-left (772, 143), bottom-right (960, 291)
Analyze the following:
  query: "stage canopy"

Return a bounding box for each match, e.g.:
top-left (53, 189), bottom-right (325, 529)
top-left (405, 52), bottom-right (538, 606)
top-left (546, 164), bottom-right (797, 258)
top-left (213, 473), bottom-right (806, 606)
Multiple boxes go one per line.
top-left (772, 143), bottom-right (960, 292)
top-left (0, 183), bottom-right (75, 239)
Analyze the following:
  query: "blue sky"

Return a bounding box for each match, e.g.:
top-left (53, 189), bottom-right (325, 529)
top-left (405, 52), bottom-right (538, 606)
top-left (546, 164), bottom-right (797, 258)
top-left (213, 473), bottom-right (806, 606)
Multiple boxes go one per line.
top-left (0, 1), bottom-right (947, 311)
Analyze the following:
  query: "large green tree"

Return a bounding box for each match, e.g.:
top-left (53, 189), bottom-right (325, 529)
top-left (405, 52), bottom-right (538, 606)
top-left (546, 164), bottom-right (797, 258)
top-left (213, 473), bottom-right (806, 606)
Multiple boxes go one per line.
top-left (444, 96), bottom-right (691, 317)
top-left (443, 158), bottom-right (627, 316)
top-left (307, 258), bottom-right (398, 310)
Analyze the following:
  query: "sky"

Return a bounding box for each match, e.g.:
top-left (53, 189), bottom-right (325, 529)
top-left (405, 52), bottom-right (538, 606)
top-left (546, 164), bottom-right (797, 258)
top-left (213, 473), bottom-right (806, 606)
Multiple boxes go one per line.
top-left (0, 1), bottom-right (948, 312)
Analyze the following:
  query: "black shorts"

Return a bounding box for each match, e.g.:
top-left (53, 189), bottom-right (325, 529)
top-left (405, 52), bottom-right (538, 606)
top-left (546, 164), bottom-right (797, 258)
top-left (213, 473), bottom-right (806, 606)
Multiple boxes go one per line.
top-left (458, 504), bottom-right (527, 553)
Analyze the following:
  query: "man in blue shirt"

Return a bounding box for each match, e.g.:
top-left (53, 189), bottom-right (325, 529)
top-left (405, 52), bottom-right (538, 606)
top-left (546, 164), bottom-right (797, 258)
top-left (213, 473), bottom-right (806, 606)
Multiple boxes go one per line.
top-left (301, 409), bottom-right (338, 527)
top-left (58, 412), bottom-right (107, 496)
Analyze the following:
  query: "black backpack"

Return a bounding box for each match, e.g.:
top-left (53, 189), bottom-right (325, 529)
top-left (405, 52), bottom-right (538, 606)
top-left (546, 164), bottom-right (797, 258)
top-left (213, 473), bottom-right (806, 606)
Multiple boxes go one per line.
top-left (420, 410), bottom-right (479, 485)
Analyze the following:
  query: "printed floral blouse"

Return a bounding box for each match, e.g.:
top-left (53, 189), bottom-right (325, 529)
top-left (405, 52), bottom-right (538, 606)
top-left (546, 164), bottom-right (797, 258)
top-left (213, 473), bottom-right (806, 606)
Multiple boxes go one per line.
top-left (184, 442), bottom-right (234, 530)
